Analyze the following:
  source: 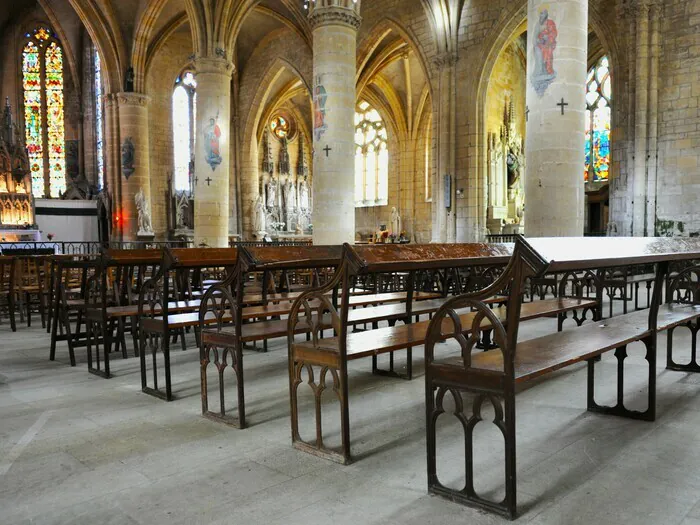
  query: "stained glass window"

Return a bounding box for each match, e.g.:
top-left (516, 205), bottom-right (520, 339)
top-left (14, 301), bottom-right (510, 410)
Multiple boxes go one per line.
top-left (270, 116), bottom-right (290, 139)
top-left (354, 101), bottom-right (388, 207)
top-left (95, 50), bottom-right (104, 190)
top-left (585, 55), bottom-right (611, 183)
top-left (173, 71), bottom-right (197, 193)
top-left (21, 27), bottom-right (66, 198)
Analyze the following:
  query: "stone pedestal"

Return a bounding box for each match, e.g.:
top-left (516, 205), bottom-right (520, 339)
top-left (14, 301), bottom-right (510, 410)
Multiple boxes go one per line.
top-left (193, 57), bottom-right (233, 247)
top-left (117, 93), bottom-right (151, 241)
top-left (308, 1), bottom-right (361, 245)
top-left (524, 0), bottom-right (587, 237)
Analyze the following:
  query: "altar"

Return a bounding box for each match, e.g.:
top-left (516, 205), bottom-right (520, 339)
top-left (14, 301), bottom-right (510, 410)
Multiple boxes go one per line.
top-left (0, 98), bottom-right (36, 231)
top-left (0, 229), bottom-right (41, 242)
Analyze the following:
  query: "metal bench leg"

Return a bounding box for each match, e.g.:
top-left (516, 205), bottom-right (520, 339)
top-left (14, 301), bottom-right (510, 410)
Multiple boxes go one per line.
top-left (667, 321), bottom-right (700, 372)
top-left (290, 359), bottom-right (350, 464)
top-left (587, 338), bottom-right (656, 421)
top-left (426, 381), bottom-right (517, 520)
top-left (201, 342), bottom-right (245, 427)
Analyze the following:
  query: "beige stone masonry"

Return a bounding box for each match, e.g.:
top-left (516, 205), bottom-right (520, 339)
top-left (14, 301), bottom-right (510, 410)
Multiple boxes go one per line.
top-left (309, 0), bottom-right (361, 245)
top-left (117, 92), bottom-right (151, 241)
top-left (193, 56), bottom-right (234, 248)
top-left (525, 0), bottom-right (587, 237)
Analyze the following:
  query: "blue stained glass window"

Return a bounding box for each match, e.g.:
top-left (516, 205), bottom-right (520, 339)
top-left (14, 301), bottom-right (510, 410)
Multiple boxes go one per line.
top-left (585, 55), bottom-right (611, 183)
top-left (95, 50), bottom-right (104, 190)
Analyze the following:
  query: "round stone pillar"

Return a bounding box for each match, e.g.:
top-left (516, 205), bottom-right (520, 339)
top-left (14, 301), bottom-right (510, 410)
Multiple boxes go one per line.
top-left (308, 1), bottom-right (361, 245)
top-left (524, 0), bottom-right (587, 237)
top-left (117, 93), bottom-right (151, 241)
top-left (193, 57), bottom-right (233, 247)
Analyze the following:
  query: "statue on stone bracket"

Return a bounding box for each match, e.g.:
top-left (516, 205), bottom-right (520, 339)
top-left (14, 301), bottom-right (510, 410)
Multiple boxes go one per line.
top-left (121, 137), bottom-right (135, 180)
top-left (135, 188), bottom-right (153, 235)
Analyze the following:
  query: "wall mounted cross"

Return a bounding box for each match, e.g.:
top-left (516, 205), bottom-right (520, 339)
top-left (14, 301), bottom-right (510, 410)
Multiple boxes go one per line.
top-left (525, 106), bottom-right (530, 122)
top-left (205, 177), bottom-right (212, 186)
top-left (194, 177), bottom-right (199, 186)
top-left (557, 98), bottom-right (569, 115)
top-left (323, 145), bottom-right (332, 157)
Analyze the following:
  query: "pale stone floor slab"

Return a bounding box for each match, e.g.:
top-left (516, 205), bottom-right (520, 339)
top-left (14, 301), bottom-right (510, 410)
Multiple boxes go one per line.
top-left (1, 299), bottom-right (700, 524)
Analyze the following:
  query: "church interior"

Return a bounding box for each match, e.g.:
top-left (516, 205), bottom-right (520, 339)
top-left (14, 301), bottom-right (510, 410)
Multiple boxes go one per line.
top-left (2, 0), bottom-right (700, 524)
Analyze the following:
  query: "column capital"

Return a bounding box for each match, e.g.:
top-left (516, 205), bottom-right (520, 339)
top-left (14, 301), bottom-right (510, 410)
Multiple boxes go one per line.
top-left (193, 55), bottom-right (235, 77)
top-left (115, 92), bottom-right (150, 108)
top-left (308, 1), bottom-right (362, 31)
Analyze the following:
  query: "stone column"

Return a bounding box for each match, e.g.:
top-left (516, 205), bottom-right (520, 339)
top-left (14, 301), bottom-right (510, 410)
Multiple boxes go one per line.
top-left (525, 0), bottom-right (587, 237)
top-left (193, 56), bottom-right (234, 248)
top-left (633, 1), bottom-right (650, 235)
top-left (308, 0), bottom-right (361, 245)
top-left (117, 93), bottom-right (151, 241)
top-left (432, 53), bottom-right (458, 243)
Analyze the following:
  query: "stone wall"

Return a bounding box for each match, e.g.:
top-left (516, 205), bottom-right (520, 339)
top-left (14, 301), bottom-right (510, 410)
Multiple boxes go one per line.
top-left (145, 30), bottom-right (193, 240)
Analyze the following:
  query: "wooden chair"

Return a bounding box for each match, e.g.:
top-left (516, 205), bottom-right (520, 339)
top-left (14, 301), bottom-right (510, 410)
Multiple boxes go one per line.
top-left (0, 256), bottom-right (17, 331)
top-left (14, 256), bottom-right (47, 327)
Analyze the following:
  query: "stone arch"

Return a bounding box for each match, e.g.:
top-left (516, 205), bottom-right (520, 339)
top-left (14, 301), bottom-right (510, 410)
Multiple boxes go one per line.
top-left (67, 0), bottom-right (125, 93)
top-left (239, 56), bottom-right (311, 238)
top-left (357, 16), bottom-right (433, 102)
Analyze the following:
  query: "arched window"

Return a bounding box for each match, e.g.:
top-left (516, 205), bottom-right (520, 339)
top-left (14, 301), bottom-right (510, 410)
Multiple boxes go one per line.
top-left (22, 26), bottom-right (66, 198)
top-left (355, 101), bottom-right (388, 207)
top-left (94, 49), bottom-right (104, 190)
top-left (585, 55), bottom-right (611, 183)
top-left (172, 71), bottom-right (197, 193)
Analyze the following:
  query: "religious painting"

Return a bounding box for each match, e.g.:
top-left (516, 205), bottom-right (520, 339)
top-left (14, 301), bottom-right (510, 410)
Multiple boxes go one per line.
top-left (121, 137), bottom-right (135, 179)
top-left (204, 114), bottom-right (222, 171)
top-left (531, 8), bottom-right (558, 97)
top-left (313, 80), bottom-right (328, 141)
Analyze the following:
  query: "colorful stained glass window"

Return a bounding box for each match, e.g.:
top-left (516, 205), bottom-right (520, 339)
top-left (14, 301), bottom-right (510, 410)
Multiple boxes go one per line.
top-left (95, 50), bottom-right (104, 190)
top-left (585, 55), bottom-right (611, 183)
top-left (22, 40), bottom-right (44, 197)
top-left (21, 27), bottom-right (66, 198)
top-left (173, 72), bottom-right (197, 192)
top-left (354, 101), bottom-right (388, 207)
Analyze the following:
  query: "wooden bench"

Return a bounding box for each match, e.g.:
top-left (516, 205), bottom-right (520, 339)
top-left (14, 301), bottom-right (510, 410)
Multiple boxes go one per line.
top-left (424, 236), bottom-right (700, 520)
top-left (287, 243), bottom-right (518, 464)
top-left (198, 245), bottom-right (343, 424)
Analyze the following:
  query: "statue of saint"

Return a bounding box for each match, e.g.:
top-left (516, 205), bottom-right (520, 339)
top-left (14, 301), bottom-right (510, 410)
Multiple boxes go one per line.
top-left (284, 179), bottom-right (296, 212)
top-left (298, 177), bottom-right (310, 210)
top-left (254, 194), bottom-right (267, 234)
top-left (266, 177), bottom-right (278, 209)
top-left (134, 189), bottom-right (153, 234)
top-left (390, 207), bottom-right (401, 236)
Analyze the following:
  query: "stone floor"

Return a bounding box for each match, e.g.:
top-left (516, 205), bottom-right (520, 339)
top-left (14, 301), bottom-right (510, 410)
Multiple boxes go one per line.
top-left (2, 300), bottom-right (700, 524)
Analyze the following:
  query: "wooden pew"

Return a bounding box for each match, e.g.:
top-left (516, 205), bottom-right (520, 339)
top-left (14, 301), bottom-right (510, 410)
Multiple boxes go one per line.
top-left (424, 236), bottom-right (700, 520)
top-left (198, 245), bottom-right (342, 425)
top-left (287, 243), bottom-right (523, 464)
top-left (138, 247), bottom-right (239, 400)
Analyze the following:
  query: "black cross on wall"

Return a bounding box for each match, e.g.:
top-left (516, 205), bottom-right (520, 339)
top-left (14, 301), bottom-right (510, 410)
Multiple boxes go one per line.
top-left (323, 145), bottom-right (332, 157)
top-left (205, 177), bottom-right (212, 186)
top-left (525, 106), bottom-right (530, 122)
top-left (557, 98), bottom-right (569, 115)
